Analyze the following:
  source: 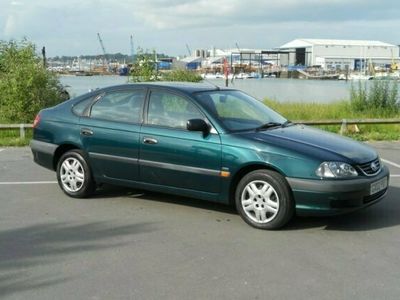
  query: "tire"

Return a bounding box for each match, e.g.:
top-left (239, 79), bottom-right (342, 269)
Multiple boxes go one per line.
top-left (235, 169), bottom-right (294, 229)
top-left (56, 149), bottom-right (96, 198)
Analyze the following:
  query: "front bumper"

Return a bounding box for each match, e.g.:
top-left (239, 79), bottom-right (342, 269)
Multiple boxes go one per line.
top-left (286, 165), bottom-right (390, 216)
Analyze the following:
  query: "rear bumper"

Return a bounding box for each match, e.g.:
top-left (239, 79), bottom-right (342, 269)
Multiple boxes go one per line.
top-left (286, 165), bottom-right (390, 216)
top-left (30, 139), bottom-right (57, 171)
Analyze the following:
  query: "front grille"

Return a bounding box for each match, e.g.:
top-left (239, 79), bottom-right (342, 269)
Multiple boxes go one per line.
top-left (357, 158), bottom-right (381, 176)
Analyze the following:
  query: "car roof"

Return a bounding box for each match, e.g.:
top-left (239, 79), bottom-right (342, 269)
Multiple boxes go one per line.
top-left (101, 82), bottom-right (230, 94)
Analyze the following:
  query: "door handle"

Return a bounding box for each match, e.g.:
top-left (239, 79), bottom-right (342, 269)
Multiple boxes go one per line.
top-left (81, 128), bottom-right (94, 136)
top-left (143, 137), bottom-right (158, 144)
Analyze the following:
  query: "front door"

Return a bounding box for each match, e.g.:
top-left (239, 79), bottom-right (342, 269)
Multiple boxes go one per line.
top-left (139, 90), bottom-right (222, 194)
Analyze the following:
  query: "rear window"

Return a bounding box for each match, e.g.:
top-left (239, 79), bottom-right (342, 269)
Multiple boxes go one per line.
top-left (89, 90), bottom-right (145, 124)
top-left (72, 96), bottom-right (95, 116)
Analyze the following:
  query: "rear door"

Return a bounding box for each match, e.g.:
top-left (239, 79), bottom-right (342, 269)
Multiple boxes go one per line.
top-left (139, 89), bottom-right (222, 194)
top-left (80, 88), bottom-right (146, 181)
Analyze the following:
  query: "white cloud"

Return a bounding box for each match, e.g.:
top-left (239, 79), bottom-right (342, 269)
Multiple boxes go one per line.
top-left (10, 1), bottom-right (23, 6)
top-left (0, 0), bottom-right (399, 56)
top-left (130, 0), bottom-right (400, 30)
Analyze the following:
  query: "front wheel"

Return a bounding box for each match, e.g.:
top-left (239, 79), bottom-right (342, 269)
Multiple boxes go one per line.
top-left (235, 169), bottom-right (294, 229)
top-left (56, 150), bottom-right (96, 198)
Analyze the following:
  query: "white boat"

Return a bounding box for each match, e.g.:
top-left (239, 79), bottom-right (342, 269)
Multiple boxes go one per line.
top-left (235, 73), bottom-right (249, 79)
top-left (201, 73), bottom-right (234, 80)
top-left (374, 72), bottom-right (400, 80)
top-left (201, 73), bottom-right (223, 79)
top-left (349, 73), bottom-right (374, 80)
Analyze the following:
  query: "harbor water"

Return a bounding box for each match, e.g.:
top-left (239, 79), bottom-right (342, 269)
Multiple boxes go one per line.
top-left (59, 75), bottom-right (392, 103)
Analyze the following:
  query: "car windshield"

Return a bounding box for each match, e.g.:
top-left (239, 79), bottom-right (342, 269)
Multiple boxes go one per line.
top-left (195, 90), bottom-right (287, 132)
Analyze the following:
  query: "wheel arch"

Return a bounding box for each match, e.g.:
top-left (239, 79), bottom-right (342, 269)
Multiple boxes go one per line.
top-left (228, 163), bottom-right (287, 205)
top-left (53, 143), bottom-right (82, 170)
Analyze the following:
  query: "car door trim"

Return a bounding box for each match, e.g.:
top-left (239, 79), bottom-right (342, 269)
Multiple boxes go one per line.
top-left (88, 153), bottom-right (220, 176)
top-left (89, 152), bottom-right (139, 164)
top-left (139, 159), bottom-right (220, 176)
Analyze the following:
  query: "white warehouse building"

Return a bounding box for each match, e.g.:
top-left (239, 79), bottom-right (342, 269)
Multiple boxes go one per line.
top-left (279, 38), bottom-right (400, 70)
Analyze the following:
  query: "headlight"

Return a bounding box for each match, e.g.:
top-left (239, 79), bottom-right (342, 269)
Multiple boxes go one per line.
top-left (316, 162), bottom-right (358, 178)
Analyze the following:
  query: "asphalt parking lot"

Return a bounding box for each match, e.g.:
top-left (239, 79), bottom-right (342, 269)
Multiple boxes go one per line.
top-left (1, 142), bottom-right (400, 300)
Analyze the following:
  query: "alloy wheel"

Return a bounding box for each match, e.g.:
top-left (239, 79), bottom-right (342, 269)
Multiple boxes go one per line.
top-left (59, 157), bottom-right (85, 193)
top-left (241, 180), bottom-right (279, 223)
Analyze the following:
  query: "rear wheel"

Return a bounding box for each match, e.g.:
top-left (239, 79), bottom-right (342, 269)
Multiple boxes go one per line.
top-left (56, 150), bottom-right (96, 198)
top-left (235, 169), bottom-right (294, 229)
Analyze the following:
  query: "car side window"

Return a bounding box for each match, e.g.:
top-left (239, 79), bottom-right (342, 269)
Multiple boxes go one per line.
top-left (90, 90), bottom-right (145, 123)
top-left (147, 91), bottom-right (203, 129)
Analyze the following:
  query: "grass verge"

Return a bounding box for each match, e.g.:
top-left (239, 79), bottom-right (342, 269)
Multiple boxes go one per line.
top-left (264, 99), bottom-right (400, 141)
top-left (0, 129), bottom-right (32, 146)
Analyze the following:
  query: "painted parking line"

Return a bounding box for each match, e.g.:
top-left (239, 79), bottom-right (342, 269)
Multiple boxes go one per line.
top-left (0, 149), bottom-right (4, 153)
top-left (382, 158), bottom-right (400, 169)
top-left (0, 181), bottom-right (57, 185)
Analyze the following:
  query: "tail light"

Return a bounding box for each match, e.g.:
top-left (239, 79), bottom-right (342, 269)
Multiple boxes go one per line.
top-left (33, 114), bottom-right (41, 128)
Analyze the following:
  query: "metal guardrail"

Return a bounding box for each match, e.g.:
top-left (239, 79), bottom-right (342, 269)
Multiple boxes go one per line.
top-left (0, 124), bottom-right (33, 139)
top-left (295, 118), bottom-right (400, 125)
top-left (296, 118), bottom-right (400, 135)
top-left (1, 118), bottom-right (400, 138)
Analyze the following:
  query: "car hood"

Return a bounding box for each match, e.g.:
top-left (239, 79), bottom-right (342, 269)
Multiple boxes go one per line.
top-left (241, 125), bottom-right (377, 164)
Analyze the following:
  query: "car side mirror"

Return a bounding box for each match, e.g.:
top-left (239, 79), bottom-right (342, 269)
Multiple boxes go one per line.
top-left (187, 119), bottom-right (210, 135)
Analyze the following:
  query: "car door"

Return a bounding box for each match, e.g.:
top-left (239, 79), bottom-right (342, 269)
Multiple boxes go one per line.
top-left (139, 89), bottom-right (222, 194)
top-left (79, 88), bottom-right (146, 181)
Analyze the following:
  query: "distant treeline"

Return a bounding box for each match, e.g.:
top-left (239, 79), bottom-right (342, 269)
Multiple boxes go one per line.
top-left (50, 52), bottom-right (170, 62)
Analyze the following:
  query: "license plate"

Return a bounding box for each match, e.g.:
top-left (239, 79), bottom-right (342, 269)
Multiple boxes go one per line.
top-left (370, 177), bottom-right (388, 195)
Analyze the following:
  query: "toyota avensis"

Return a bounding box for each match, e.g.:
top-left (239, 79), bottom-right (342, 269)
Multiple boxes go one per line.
top-left (30, 82), bottom-right (389, 229)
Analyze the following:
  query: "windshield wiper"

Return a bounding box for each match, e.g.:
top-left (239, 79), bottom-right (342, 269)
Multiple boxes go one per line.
top-left (256, 120), bottom-right (293, 131)
top-left (282, 120), bottom-right (293, 127)
top-left (256, 122), bottom-right (284, 131)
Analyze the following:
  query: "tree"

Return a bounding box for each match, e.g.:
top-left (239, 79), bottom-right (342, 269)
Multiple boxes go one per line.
top-left (129, 48), bottom-right (160, 82)
top-left (0, 39), bottom-right (65, 123)
top-left (130, 48), bottom-right (202, 83)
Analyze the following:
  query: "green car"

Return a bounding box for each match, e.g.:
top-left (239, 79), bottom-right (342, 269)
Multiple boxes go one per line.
top-left (30, 82), bottom-right (390, 229)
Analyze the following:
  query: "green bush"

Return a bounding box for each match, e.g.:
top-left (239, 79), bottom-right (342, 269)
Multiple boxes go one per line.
top-left (350, 80), bottom-right (399, 114)
top-left (0, 39), bottom-right (65, 123)
top-left (129, 49), bottom-right (160, 82)
top-left (162, 69), bottom-right (202, 82)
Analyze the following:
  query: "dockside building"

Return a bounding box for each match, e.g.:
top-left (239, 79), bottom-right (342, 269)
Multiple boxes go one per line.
top-left (279, 38), bottom-right (400, 71)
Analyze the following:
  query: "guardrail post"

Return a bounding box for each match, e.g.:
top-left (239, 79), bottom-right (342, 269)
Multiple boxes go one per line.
top-left (19, 124), bottom-right (25, 139)
top-left (340, 119), bottom-right (347, 135)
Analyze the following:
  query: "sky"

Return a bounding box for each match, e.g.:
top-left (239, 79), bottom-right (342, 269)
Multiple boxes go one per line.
top-left (1, 0), bottom-right (400, 57)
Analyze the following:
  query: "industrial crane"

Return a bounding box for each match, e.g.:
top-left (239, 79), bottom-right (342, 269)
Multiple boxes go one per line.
top-left (185, 44), bottom-right (192, 57)
top-left (235, 42), bottom-right (241, 52)
top-left (97, 33), bottom-right (107, 67)
top-left (130, 35), bottom-right (135, 63)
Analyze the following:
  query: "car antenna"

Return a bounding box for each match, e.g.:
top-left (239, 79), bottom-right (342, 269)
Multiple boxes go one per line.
top-left (202, 78), bottom-right (220, 90)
